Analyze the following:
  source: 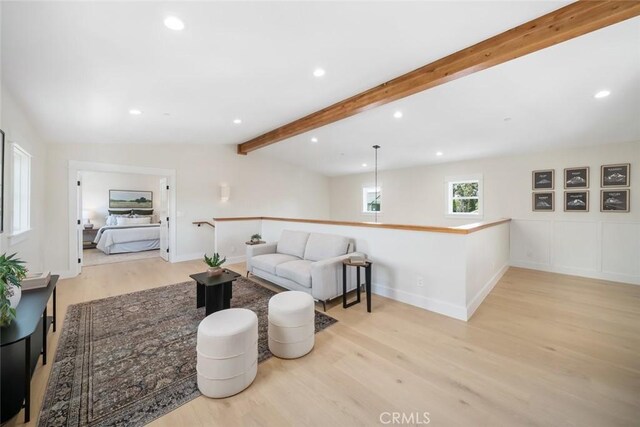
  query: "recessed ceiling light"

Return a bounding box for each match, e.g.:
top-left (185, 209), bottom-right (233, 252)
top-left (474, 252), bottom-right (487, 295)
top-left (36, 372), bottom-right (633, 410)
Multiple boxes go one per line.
top-left (313, 68), bottom-right (326, 78)
top-left (594, 90), bottom-right (610, 99)
top-left (164, 16), bottom-right (185, 31)
top-left (310, 137), bottom-right (318, 143)
top-left (393, 111), bottom-right (403, 119)
top-left (362, 163), bottom-right (367, 167)
top-left (129, 109), bottom-right (142, 115)
top-left (233, 118), bottom-right (242, 124)
top-left (436, 151), bottom-right (443, 156)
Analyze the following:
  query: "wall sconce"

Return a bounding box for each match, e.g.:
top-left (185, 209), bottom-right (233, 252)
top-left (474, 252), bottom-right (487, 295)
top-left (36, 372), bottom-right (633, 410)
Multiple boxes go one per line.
top-left (220, 184), bottom-right (230, 202)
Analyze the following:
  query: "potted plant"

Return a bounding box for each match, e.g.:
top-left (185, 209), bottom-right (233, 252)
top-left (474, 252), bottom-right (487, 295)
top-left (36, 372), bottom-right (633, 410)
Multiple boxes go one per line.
top-left (0, 253), bottom-right (28, 327)
top-left (250, 233), bottom-right (262, 244)
top-left (204, 253), bottom-right (226, 276)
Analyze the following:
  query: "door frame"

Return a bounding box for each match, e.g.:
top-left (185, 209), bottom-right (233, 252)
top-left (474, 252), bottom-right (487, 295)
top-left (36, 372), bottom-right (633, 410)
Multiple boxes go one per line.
top-left (67, 161), bottom-right (177, 277)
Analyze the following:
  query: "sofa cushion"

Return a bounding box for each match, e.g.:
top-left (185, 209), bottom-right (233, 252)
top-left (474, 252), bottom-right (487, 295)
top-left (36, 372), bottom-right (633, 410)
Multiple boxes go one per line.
top-left (251, 253), bottom-right (300, 275)
top-left (276, 230), bottom-right (310, 259)
top-left (303, 233), bottom-right (351, 262)
top-left (275, 260), bottom-right (313, 288)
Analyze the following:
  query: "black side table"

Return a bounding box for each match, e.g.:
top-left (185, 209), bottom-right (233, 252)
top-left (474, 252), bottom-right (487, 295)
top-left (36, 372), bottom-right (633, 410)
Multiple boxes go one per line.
top-left (190, 269), bottom-right (241, 316)
top-left (342, 259), bottom-right (372, 313)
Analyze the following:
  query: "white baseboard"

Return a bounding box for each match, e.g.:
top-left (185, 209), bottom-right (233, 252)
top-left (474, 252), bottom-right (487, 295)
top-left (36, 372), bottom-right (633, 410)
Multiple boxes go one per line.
top-left (371, 283), bottom-right (467, 321)
top-left (55, 269), bottom-right (76, 279)
top-left (466, 264), bottom-right (509, 320)
top-left (172, 252), bottom-right (204, 263)
top-left (225, 255), bottom-right (246, 266)
top-left (510, 260), bottom-right (639, 285)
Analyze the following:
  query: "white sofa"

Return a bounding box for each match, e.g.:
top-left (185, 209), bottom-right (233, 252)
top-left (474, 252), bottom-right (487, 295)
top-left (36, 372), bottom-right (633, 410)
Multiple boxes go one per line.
top-left (246, 230), bottom-right (362, 309)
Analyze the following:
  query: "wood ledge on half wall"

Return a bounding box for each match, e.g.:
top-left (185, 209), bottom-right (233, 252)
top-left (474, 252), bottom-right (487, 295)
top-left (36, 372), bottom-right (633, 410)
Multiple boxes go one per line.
top-left (211, 217), bottom-right (511, 235)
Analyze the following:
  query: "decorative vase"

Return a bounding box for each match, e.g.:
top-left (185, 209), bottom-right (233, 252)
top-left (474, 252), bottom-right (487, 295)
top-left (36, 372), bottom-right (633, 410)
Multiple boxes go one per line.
top-left (207, 267), bottom-right (223, 277)
top-left (8, 284), bottom-right (21, 310)
top-left (1, 285), bottom-right (21, 327)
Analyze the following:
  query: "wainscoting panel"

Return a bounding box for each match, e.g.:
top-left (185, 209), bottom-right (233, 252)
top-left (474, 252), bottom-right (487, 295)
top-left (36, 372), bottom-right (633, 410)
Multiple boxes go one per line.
top-left (552, 220), bottom-right (598, 273)
top-left (510, 219), bottom-right (640, 285)
top-left (601, 222), bottom-right (640, 278)
top-left (510, 219), bottom-right (552, 267)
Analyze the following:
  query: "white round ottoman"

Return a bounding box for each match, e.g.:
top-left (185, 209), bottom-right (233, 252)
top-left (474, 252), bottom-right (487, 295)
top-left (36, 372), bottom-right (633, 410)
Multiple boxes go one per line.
top-left (197, 308), bottom-right (258, 398)
top-left (268, 291), bottom-right (315, 359)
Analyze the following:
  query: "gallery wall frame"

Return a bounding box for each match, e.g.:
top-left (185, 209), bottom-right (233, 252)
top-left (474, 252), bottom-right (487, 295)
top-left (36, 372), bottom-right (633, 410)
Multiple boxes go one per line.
top-left (564, 191), bottom-right (589, 212)
top-left (601, 163), bottom-right (630, 188)
top-left (564, 167), bottom-right (589, 189)
top-left (601, 189), bottom-right (630, 212)
top-left (532, 170), bottom-right (554, 190)
top-left (532, 192), bottom-right (554, 212)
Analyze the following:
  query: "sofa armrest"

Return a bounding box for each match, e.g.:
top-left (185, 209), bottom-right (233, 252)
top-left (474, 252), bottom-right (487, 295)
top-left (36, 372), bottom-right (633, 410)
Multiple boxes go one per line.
top-left (246, 242), bottom-right (277, 271)
top-left (311, 252), bottom-right (364, 302)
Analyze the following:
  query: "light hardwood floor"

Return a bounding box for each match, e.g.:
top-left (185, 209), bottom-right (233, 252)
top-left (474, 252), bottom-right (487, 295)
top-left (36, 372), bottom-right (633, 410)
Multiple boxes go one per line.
top-left (7, 259), bottom-right (640, 426)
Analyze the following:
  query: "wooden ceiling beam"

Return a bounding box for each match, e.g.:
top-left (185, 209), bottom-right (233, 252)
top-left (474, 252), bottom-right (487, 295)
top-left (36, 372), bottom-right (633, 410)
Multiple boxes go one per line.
top-left (237, 1), bottom-right (640, 155)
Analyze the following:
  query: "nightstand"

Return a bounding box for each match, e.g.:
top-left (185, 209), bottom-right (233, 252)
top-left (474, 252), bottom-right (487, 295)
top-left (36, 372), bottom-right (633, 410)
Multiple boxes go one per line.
top-left (83, 227), bottom-right (99, 249)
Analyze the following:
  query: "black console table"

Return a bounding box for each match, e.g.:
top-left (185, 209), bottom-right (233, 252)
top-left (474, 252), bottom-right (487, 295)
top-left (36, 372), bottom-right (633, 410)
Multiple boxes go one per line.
top-left (1, 275), bottom-right (58, 423)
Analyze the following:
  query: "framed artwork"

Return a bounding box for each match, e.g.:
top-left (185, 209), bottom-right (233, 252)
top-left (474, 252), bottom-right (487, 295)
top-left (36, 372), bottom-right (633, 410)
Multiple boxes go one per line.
top-left (601, 189), bottom-right (629, 212)
top-left (0, 129), bottom-right (4, 234)
top-left (601, 163), bottom-right (630, 187)
top-left (564, 167), bottom-right (589, 189)
top-left (564, 191), bottom-right (589, 212)
top-left (532, 170), bottom-right (554, 190)
top-left (532, 192), bottom-right (554, 212)
top-left (109, 190), bottom-right (153, 209)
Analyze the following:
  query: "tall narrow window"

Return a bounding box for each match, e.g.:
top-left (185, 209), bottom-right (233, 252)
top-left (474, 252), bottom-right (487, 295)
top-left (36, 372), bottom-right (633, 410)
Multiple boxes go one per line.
top-left (446, 176), bottom-right (483, 218)
top-left (11, 143), bottom-right (31, 235)
top-left (362, 186), bottom-right (381, 213)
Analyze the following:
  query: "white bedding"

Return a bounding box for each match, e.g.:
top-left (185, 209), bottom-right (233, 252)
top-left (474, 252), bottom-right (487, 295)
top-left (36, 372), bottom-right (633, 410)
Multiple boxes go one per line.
top-left (94, 224), bottom-right (161, 254)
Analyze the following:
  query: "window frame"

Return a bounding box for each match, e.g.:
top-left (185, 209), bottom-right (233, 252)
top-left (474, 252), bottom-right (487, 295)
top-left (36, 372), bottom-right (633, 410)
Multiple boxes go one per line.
top-left (10, 142), bottom-right (32, 240)
top-left (362, 186), bottom-right (382, 214)
top-left (445, 175), bottom-right (483, 219)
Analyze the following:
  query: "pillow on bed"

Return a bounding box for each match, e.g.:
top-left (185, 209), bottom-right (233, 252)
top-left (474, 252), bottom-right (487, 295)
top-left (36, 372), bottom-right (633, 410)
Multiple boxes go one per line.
top-left (116, 216), bottom-right (151, 226)
top-left (132, 209), bottom-right (153, 215)
top-left (108, 209), bottom-right (132, 215)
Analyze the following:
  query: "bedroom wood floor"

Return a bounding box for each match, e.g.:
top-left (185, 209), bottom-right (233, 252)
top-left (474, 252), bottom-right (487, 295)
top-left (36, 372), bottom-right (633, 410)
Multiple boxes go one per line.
top-left (7, 260), bottom-right (640, 427)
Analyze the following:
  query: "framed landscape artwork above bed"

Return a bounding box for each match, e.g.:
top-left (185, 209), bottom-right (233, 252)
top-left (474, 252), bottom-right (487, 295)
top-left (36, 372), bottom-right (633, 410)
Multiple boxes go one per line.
top-left (109, 190), bottom-right (153, 209)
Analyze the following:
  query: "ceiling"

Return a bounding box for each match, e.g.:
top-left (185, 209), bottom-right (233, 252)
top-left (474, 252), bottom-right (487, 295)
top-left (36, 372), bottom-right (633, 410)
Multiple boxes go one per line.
top-left (2, 1), bottom-right (638, 176)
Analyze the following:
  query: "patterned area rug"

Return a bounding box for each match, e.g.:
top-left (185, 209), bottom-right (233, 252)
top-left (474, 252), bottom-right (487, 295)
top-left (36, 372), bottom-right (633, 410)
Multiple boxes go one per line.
top-left (38, 277), bottom-right (337, 426)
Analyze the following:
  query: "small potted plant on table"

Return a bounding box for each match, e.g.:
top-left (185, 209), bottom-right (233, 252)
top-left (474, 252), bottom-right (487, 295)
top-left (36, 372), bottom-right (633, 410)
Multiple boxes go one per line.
top-left (204, 253), bottom-right (226, 277)
top-left (250, 234), bottom-right (262, 244)
top-left (0, 253), bottom-right (28, 327)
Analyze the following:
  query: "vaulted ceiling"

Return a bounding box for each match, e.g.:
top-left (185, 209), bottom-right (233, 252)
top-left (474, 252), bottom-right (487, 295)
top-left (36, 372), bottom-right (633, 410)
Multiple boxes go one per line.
top-left (2, 1), bottom-right (638, 176)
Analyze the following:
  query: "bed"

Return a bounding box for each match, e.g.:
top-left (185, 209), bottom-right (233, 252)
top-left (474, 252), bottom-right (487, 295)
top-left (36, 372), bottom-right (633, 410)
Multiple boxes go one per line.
top-left (93, 224), bottom-right (161, 255)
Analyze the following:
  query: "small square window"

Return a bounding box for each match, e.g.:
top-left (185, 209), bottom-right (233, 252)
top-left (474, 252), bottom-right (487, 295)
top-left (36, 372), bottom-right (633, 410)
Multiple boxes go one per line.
top-left (362, 186), bottom-right (381, 213)
top-left (446, 176), bottom-right (483, 218)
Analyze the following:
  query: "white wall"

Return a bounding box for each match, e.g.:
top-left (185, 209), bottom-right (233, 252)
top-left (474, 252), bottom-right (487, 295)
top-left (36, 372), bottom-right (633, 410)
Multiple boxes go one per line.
top-left (81, 170), bottom-right (162, 227)
top-left (214, 219), bottom-right (262, 265)
top-left (253, 218), bottom-right (510, 320)
top-left (330, 141), bottom-right (640, 284)
top-left (0, 87), bottom-right (48, 272)
top-left (45, 144), bottom-right (330, 274)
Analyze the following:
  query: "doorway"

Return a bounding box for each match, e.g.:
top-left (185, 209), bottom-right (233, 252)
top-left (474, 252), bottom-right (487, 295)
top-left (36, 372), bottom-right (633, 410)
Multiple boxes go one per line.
top-left (68, 161), bottom-right (176, 276)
